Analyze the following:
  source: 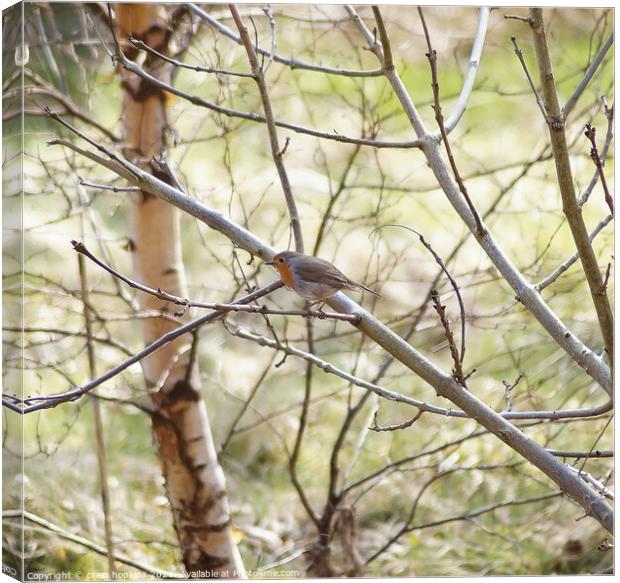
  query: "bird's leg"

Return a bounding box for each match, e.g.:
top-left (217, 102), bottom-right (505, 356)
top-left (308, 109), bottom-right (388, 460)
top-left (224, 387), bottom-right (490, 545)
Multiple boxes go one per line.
top-left (307, 300), bottom-right (327, 317)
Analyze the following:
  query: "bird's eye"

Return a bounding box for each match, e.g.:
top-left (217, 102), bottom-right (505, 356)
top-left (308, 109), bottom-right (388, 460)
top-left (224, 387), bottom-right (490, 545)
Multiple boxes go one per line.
top-left (278, 258), bottom-right (284, 263)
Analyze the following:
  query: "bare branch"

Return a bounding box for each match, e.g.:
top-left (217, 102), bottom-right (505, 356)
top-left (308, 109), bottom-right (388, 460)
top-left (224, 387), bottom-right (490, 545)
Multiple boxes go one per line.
top-left (504, 14), bottom-right (533, 24)
top-left (76, 221), bottom-right (116, 577)
top-left (366, 491), bottom-right (563, 564)
top-left (346, 7), bottom-right (611, 395)
top-left (530, 7), bottom-right (614, 368)
top-left (127, 34), bottom-right (254, 78)
top-left (3, 510), bottom-right (183, 579)
top-left (48, 115), bottom-right (614, 532)
top-left (535, 214), bottom-right (613, 291)
top-left (579, 102), bottom-right (614, 207)
top-left (73, 239), bottom-right (356, 322)
top-left (376, 224), bottom-right (467, 367)
top-left (548, 449), bottom-right (613, 459)
top-left (584, 123), bottom-right (614, 216)
top-left (370, 410), bottom-right (423, 432)
top-left (431, 290), bottom-right (465, 386)
top-left (563, 32), bottom-right (614, 117)
top-left (79, 178), bottom-right (140, 192)
top-left (442, 7), bottom-right (490, 133)
top-left (510, 36), bottom-right (549, 122)
top-left (112, 43), bottom-right (422, 150)
top-left (187, 3), bottom-right (383, 78)
top-left (230, 3), bottom-right (304, 253)
top-left (418, 7), bottom-right (485, 237)
top-left (6, 282), bottom-right (284, 414)
top-left (567, 467), bottom-right (614, 501)
top-left (19, 68), bottom-right (120, 141)
top-left (231, 326), bottom-right (612, 422)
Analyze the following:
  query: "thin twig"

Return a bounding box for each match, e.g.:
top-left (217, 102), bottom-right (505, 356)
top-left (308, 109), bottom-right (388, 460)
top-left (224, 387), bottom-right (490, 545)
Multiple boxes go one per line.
top-left (501, 374), bottom-right (522, 413)
top-left (579, 101), bottom-right (614, 207)
top-left (510, 36), bottom-right (549, 122)
top-left (218, 353), bottom-right (277, 455)
top-left (8, 282), bottom-right (284, 414)
top-left (45, 107), bottom-right (139, 178)
top-left (548, 449), bottom-right (613, 458)
top-left (187, 3), bottom-right (383, 78)
top-left (72, 240), bottom-right (356, 322)
top-left (262, 6), bottom-right (276, 72)
top-left (371, 6), bottom-right (394, 71)
top-left (563, 32), bottom-right (614, 117)
top-left (442, 7), bottom-right (490, 134)
top-left (107, 6), bottom-right (418, 150)
top-left (577, 415), bottom-right (613, 477)
top-left (567, 466), bottom-right (614, 501)
top-left (431, 290), bottom-right (465, 386)
top-left (229, 326), bottom-right (612, 422)
top-left (230, 3), bottom-right (305, 253)
top-left (418, 7), bottom-right (485, 237)
top-left (535, 214), bottom-right (613, 291)
top-left (19, 68), bottom-right (120, 141)
top-left (79, 178), bottom-right (139, 192)
top-left (366, 491), bottom-right (563, 564)
top-left (370, 410), bottom-right (423, 432)
top-left (127, 34), bottom-right (254, 77)
top-left (289, 319), bottom-right (320, 527)
top-left (584, 123), bottom-right (614, 216)
top-left (375, 224), bottom-right (466, 367)
top-left (77, 204), bottom-right (116, 577)
top-left (504, 14), bottom-right (533, 24)
top-left (601, 262), bottom-right (612, 292)
top-left (2, 510), bottom-right (183, 579)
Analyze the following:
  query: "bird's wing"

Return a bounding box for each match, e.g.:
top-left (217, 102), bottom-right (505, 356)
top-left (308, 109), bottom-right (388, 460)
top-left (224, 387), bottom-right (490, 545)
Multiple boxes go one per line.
top-left (295, 256), bottom-right (351, 288)
top-left (296, 256), bottom-right (381, 297)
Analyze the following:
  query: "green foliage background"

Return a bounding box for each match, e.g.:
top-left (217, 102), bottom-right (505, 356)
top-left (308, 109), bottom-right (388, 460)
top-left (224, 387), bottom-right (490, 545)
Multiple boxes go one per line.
top-left (2, 3), bottom-right (614, 579)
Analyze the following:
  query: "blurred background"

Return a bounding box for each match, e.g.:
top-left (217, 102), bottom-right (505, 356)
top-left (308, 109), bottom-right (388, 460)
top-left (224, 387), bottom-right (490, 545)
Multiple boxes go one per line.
top-left (2, 3), bottom-right (614, 578)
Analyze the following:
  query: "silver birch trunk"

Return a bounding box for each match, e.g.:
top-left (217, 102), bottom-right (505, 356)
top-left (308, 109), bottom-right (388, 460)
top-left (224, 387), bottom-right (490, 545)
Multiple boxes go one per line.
top-left (114, 5), bottom-right (244, 577)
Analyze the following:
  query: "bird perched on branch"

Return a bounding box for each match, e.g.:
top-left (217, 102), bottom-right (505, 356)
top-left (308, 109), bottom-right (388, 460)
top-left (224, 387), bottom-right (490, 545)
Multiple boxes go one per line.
top-left (267, 251), bottom-right (381, 303)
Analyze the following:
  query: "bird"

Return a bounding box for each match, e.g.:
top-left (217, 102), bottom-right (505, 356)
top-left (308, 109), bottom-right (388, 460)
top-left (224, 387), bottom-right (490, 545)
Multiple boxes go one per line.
top-left (266, 250), bottom-right (381, 303)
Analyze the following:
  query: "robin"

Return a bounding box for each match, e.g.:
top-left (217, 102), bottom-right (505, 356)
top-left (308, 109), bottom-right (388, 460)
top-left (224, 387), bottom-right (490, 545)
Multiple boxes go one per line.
top-left (266, 250), bottom-right (381, 303)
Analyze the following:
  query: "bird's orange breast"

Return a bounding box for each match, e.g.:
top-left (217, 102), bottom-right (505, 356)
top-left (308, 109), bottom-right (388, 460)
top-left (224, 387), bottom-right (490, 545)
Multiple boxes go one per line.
top-left (275, 262), bottom-right (295, 288)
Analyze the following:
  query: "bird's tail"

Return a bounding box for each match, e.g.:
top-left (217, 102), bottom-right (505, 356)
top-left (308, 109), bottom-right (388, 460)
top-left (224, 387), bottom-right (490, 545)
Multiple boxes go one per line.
top-left (352, 281), bottom-right (382, 298)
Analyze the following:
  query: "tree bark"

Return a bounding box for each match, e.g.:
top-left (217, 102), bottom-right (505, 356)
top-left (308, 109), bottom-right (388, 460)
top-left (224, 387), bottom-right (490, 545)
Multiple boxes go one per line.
top-left (529, 7), bottom-right (614, 369)
top-left (114, 5), bottom-right (244, 576)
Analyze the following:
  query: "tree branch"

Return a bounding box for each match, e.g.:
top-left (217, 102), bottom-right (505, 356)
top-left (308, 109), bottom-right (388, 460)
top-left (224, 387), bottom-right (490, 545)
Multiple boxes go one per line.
top-left (563, 32), bottom-right (614, 118)
top-left (348, 6), bottom-right (612, 396)
top-left (47, 117), bottom-right (614, 532)
top-left (186, 3), bottom-right (383, 78)
top-left (110, 16), bottom-right (421, 150)
top-left (510, 36), bottom-right (549, 122)
top-left (584, 123), bottom-right (614, 216)
top-left (535, 214), bottom-right (613, 291)
top-left (579, 101), bottom-right (614, 207)
top-left (3, 510), bottom-right (183, 579)
top-left (6, 282), bottom-right (283, 414)
top-left (230, 3), bottom-right (304, 253)
top-left (529, 7), bottom-right (614, 369)
top-left (418, 7), bottom-right (485, 237)
top-left (127, 34), bottom-right (254, 78)
top-left (231, 325), bottom-right (612, 422)
top-left (72, 239), bottom-right (356, 322)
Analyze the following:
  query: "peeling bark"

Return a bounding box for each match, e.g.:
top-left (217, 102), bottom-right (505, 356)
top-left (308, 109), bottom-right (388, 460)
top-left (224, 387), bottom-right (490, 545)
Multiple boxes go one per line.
top-left (115, 5), bottom-right (244, 576)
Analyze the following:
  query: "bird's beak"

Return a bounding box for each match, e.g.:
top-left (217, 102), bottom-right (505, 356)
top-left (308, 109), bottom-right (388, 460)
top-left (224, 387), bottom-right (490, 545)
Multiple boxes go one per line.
top-left (265, 260), bottom-right (273, 266)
